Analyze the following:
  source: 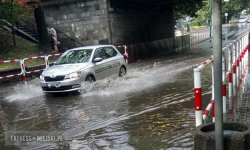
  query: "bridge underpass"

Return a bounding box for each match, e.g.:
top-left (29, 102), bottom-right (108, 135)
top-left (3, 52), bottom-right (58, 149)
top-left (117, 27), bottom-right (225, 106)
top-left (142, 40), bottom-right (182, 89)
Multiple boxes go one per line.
top-left (40, 0), bottom-right (202, 55)
top-left (0, 23), bottom-right (249, 150)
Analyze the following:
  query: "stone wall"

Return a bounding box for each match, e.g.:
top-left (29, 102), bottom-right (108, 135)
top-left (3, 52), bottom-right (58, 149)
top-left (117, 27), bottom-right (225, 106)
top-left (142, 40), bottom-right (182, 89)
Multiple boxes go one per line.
top-left (42, 0), bottom-right (175, 46)
top-left (43, 0), bottom-right (111, 46)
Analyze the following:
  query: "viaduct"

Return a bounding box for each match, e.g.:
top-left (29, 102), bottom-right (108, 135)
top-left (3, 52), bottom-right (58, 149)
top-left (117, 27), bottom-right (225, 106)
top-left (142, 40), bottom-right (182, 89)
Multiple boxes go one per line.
top-left (40, 0), bottom-right (202, 46)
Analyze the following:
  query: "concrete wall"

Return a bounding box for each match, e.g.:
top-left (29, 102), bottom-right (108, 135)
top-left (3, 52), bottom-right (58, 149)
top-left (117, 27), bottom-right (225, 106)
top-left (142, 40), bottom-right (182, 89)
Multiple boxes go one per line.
top-left (42, 0), bottom-right (175, 46)
top-left (43, 0), bottom-right (111, 45)
top-left (109, 7), bottom-right (175, 46)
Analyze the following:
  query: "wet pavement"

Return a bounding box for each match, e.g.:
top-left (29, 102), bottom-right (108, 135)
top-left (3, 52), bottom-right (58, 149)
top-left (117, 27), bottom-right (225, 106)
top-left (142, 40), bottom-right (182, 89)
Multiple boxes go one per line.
top-left (0, 24), bottom-right (250, 150)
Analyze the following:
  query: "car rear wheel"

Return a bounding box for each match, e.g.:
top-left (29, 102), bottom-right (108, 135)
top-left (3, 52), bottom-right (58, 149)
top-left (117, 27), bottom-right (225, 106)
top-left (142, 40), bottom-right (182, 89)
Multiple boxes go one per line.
top-left (85, 74), bottom-right (95, 82)
top-left (119, 66), bottom-right (126, 77)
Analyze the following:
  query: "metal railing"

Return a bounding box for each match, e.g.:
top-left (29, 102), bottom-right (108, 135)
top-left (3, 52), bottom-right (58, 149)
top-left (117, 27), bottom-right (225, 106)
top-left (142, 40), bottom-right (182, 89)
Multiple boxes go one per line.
top-left (0, 53), bottom-right (63, 88)
top-left (47, 23), bottom-right (84, 49)
top-left (17, 18), bottom-right (84, 50)
top-left (194, 33), bottom-right (249, 127)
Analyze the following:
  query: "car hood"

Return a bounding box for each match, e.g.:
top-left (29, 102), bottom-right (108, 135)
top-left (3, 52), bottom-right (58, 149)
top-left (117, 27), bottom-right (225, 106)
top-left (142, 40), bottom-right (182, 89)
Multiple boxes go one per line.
top-left (42, 63), bottom-right (88, 76)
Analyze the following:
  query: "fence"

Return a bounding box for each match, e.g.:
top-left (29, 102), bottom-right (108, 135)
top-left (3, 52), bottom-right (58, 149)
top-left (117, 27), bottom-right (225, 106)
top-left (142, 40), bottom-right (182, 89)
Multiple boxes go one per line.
top-left (115, 45), bottom-right (129, 64)
top-left (194, 32), bottom-right (249, 127)
top-left (190, 29), bottom-right (210, 46)
top-left (0, 59), bottom-right (23, 79)
top-left (0, 53), bottom-right (63, 87)
top-left (118, 35), bottom-right (190, 63)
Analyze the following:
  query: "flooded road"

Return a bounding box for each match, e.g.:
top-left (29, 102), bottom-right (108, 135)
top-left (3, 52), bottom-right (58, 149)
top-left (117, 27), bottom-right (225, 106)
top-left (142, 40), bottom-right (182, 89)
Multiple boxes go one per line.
top-left (0, 24), bottom-right (249, 150)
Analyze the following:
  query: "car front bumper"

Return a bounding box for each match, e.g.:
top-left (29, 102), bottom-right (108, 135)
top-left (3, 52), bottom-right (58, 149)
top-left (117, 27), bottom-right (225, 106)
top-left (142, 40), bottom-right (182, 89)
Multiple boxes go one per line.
top-left (40, 78), bottom-right (82, 93)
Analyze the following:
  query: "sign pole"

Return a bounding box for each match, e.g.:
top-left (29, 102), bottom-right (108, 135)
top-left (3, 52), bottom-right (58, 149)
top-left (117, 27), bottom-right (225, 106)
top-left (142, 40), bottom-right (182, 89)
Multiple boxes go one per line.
top-left (213, 0), bottom-right (224, 149)
top-left (225, 13), bottom-right (228, 24)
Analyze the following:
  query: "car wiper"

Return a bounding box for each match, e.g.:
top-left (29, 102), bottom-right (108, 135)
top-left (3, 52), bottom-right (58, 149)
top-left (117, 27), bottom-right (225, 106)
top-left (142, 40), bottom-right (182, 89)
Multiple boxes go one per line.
top-left (55, 62), bottom-right (68, 65)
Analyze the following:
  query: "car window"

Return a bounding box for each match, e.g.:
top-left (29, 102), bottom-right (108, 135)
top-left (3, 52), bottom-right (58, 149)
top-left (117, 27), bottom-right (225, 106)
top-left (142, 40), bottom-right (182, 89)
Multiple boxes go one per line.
top-left (103, 47), bottom-right (117, 58)
top-left (55, 49), bottom-right (93, 64)
top-left (94, 48), bottom-right (107, 60)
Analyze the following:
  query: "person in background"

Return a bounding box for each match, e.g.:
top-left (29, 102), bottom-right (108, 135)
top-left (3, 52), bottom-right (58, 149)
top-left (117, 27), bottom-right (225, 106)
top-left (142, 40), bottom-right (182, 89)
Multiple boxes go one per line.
top-left (50, 24), bottom-right (58, 52)
top-left (187, 23), bottom-right (190, 32)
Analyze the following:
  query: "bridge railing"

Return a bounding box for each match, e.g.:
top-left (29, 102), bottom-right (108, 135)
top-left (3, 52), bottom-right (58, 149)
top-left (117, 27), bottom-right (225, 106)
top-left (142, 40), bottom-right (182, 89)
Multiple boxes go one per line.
top-left (194, 32), bottom-right (249, 127)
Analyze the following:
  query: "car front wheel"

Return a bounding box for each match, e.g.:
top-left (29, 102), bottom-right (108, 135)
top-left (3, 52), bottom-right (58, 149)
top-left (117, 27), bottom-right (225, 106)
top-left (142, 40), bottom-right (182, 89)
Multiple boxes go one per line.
top-left (85, 74), bottom-right (95, 82)
top-left (119, 66), bottom-right (126, 77)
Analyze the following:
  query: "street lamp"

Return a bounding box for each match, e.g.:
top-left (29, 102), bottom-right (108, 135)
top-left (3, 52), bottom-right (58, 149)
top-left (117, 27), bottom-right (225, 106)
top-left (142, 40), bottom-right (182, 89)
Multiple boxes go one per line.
top-left (225, 13), bottom-right (228, 24)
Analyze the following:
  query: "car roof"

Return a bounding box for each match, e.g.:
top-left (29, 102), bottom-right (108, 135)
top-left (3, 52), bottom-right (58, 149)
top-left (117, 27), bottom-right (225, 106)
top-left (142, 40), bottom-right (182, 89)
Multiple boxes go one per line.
top-left (69, 45), bottom-right (115, 51)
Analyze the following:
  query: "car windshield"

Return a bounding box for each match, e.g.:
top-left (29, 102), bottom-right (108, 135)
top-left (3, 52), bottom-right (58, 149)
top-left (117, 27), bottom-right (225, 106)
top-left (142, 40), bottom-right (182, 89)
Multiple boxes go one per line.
top-left (55, 49), bottom-right (93, 65)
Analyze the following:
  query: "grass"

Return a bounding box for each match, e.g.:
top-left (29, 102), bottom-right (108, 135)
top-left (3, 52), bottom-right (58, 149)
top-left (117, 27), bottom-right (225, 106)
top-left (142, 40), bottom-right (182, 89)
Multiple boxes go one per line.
top-left (0, 29), bottom-right (59, 71)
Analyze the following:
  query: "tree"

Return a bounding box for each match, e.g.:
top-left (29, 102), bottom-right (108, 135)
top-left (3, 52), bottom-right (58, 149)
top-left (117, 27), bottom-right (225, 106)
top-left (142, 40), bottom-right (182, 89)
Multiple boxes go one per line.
top-left (0, 0), bottom-right (33, 27)
top-left (192, 0), bottom-right (250, 24)
top-left (1, 0), bottom-right (51, 52)
top-left (174, 2), bottom-right (203, 19)
top-left (34, 2), bottom-right (51, 52)
top-left (193, 1), bottom-right (210, 24)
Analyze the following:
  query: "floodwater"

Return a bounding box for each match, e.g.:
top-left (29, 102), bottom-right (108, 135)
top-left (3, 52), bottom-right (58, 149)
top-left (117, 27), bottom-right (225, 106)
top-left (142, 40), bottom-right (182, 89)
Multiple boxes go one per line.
top-left (0, 24), bottom-right (249, 150)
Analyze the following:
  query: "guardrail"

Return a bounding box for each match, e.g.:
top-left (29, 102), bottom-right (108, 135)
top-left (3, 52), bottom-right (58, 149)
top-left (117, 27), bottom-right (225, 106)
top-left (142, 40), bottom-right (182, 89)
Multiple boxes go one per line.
top-left (0, 59), bottom-right (23, 79)
top-left (194, 32), bottom-right (249, 127)
top-left (0, 53), bottom-right (63, 87)
top-left (116, 45), bottom-right (129, 64)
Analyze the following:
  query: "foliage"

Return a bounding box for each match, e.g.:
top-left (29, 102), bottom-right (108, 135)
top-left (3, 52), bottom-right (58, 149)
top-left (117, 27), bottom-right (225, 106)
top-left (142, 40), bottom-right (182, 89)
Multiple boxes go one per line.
top-left (0, 0), bottom-right (39, 24)
top-left (192, 1), bottom-right (210, 24)
top-left (174, 2), bottom-right (203, 19)
top-left (192, 0), bottom-right (250, 24)
top-left (0, 0), bottom-right (34, 27)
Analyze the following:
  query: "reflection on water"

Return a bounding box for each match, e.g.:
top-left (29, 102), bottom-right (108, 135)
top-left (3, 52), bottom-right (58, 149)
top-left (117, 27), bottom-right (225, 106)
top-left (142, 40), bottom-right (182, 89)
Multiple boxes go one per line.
top-left (0, 54), bottom-right (213, 150)
top-left (0, 24), bottom-right (248, 150)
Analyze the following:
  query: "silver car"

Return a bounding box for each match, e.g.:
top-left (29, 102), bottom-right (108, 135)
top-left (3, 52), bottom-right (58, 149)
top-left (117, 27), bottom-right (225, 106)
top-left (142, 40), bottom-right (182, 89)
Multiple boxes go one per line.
top-left (40, 45), bottom-right (127, 93)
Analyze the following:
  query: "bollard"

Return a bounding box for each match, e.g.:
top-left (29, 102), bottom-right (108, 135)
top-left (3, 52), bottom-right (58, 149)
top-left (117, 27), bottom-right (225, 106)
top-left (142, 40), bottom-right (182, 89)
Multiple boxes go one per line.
top-left (20, 59), bottom-right (27, 88)
top-left (194, 68), bottom-right (202, 127)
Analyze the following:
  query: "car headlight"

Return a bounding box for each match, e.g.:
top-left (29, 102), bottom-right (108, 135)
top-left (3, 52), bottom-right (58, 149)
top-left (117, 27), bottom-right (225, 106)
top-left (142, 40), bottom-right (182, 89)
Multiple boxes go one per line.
top-left (65, 72), bottom-right (81, 79)
top-left (40, 75), bottom-right (44, 81)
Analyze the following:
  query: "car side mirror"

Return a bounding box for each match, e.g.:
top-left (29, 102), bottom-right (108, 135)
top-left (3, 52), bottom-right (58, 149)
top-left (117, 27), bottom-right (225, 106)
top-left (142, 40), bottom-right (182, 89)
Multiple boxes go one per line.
top-left (93, 57), bottom-right (102, 63)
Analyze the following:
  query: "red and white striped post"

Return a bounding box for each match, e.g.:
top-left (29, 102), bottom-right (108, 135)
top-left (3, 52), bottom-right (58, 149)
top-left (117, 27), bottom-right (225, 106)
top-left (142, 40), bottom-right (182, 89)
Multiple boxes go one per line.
top-left (232, 41), bottom-right (237, 97)
top-left (236, 40), bottom-right (240, 92)
top-left (239, 36), bottom-right (243, 85)
top-left (202, 61), bottom-right (214, 122)
top-left (212, 99), bottom-right (215, 122)
top-left (222, 50), bottom-right (227, 118)
top-left (124, 45), bottom-right (129, 64)
top-left (194, 68), bottom-right (202, 127)
top-left (211, 61), bottom-right (215, 122)
top-left (45, 56), bottom-right (49, 69)
top-left (228, 44), bottom-right (233, 111)
top-left (20, 59), bottom-right (27, 88)
top-left (242, 35), bottom-right (248, 79)
top-left (116, 45), bottom-right (128, 64)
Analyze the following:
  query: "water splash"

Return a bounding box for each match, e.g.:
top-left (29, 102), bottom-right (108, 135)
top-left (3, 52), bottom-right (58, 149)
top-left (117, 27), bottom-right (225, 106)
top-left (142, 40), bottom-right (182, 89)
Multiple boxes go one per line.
top-left (82, 61), bottom-right (191, 96)
top-left (3, 60), bottom-right (191, 101)
top-left (4, 78), bottom-right (44, 102)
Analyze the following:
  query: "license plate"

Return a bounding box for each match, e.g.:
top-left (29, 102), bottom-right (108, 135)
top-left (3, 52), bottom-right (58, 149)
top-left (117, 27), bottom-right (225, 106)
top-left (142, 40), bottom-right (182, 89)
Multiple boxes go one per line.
top-left (46, 82), bottom-right (61, 88)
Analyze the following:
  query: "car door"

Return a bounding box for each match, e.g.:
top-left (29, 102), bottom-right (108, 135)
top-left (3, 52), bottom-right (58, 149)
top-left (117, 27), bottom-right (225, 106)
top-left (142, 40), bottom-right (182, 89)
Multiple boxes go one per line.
top-left (92, 48), bottom-right (111, 80)
top-left (103, 46), bottom-right (121, 76)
